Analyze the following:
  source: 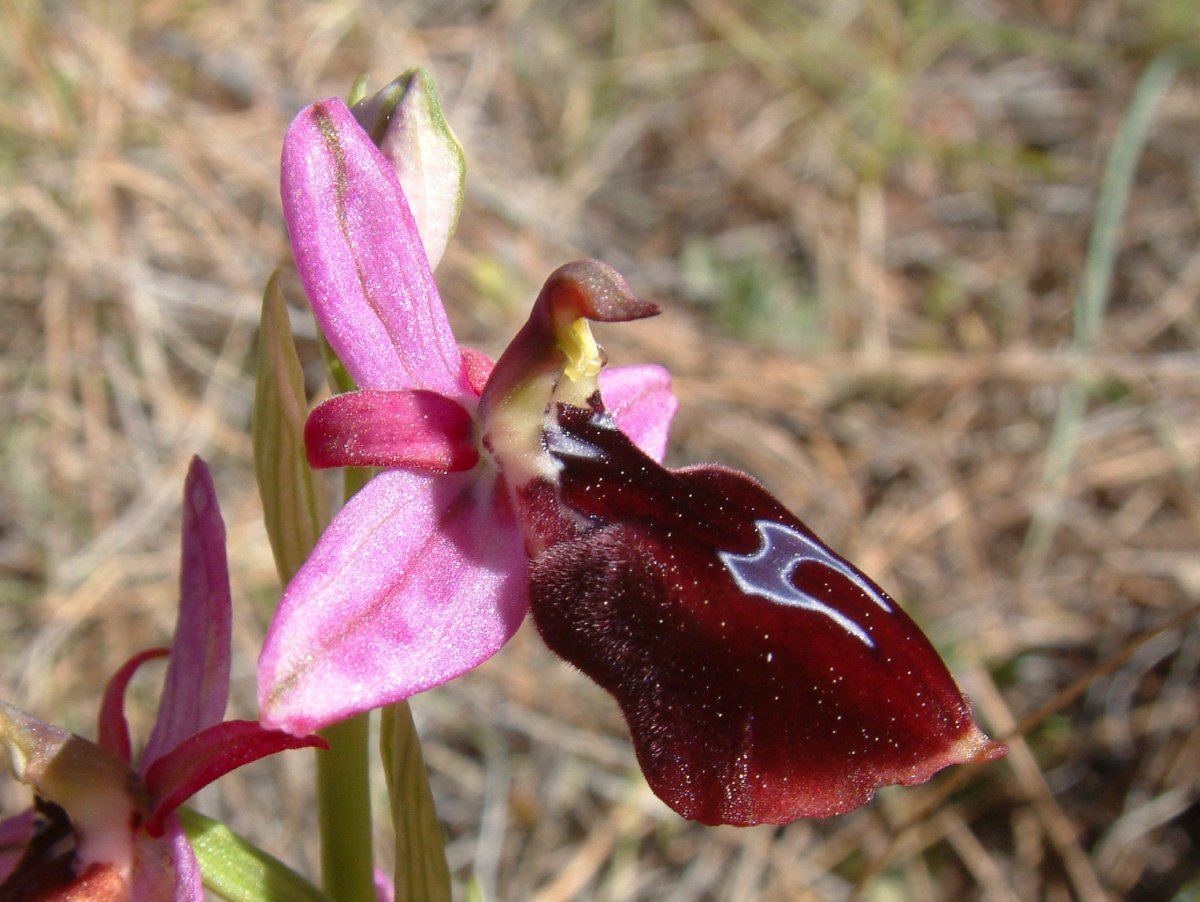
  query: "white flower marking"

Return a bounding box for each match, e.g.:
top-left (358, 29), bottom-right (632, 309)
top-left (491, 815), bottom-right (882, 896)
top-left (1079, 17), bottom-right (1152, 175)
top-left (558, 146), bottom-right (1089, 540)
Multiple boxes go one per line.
top-left (718, 520), bottom-right (893, 647)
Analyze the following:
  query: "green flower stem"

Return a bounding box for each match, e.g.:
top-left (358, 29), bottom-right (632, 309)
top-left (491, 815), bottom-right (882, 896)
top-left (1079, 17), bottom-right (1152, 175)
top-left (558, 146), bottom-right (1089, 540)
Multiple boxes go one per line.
top-left (317, 712), bottom-right (376, 902)
top-left (310, 464), bottom-right (382, 902)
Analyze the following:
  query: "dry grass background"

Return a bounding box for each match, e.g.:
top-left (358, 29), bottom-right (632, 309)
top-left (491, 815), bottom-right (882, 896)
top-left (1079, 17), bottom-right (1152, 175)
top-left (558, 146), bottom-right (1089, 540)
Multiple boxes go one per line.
top-left (2, 0), bottom-right (1199, 899)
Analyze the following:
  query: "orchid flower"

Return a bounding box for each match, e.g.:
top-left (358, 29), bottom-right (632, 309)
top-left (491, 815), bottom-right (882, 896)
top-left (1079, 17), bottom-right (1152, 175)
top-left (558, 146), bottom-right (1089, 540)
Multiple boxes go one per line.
top-left (0, 458), bottom-right (325, 898)
top-left (258, 96), bottom-right (677, 736)
top-left (479, 265), bottom-right (1006, 824)
top-left (259, 93), bottom-right (1005, 826)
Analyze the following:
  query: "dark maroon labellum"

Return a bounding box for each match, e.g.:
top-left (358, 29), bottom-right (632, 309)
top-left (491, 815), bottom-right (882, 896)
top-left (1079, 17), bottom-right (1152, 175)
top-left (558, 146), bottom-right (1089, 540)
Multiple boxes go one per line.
top-left (524, 402), bottom-right (1005, 826)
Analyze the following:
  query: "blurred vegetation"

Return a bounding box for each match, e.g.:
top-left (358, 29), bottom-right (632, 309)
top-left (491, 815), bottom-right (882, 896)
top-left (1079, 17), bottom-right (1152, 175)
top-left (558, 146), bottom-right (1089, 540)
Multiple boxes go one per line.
top-left (1, 0), bottom-right (1198, 899)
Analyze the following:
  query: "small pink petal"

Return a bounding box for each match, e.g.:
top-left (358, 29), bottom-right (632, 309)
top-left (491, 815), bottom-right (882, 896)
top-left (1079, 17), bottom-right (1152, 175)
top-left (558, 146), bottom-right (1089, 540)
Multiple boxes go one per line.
top-left (375, 868), bottom-right (396, 902)
top-left (258, 468), bottom-right (528, 734)
top-left (459, 347), bottom-right (494, 397)
top-left (306, 389), bottom-right (479, 472)
top-left (281, 98), bottom-right (467, 399)
top-left (131, 814), bottom-right (203, 901)
top-left (143, 457), bottom-right (232, 770)
top-left (0, 810), bottom-right (35, 884)
top-left (142, 721), bottom-right (327, 837)
top-left (97, 647), bottom-right (169, 764)
top-left (598, 364), bottom-right (677, 463)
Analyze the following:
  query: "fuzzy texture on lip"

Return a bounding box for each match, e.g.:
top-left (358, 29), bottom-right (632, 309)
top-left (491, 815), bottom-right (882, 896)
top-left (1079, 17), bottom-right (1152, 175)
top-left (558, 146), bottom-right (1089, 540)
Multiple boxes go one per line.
top-left (525, 403), bottom-right (1006, 824)
top-left (479, 265), bottom-right (1006, 825)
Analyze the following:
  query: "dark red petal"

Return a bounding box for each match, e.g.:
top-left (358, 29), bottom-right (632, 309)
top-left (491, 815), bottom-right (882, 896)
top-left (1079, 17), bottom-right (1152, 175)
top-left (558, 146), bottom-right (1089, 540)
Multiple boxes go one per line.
top-left (305, 388), bottom-right (479, 472)
top-left (97, 648), bottom-right (170, 764)
top-left (141, 721), bottom-right (327, 837)
top-left (524, 404), bottom-right (1005, 826)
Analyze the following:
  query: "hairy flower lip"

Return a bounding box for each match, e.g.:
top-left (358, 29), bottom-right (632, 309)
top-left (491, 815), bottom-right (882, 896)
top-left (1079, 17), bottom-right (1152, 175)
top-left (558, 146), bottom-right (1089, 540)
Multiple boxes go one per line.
top-left (514, 366), bottom-right (1006, 825)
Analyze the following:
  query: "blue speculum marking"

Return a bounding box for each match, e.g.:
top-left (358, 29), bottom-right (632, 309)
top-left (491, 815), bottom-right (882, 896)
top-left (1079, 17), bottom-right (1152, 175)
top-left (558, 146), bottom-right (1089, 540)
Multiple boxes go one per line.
top-left (718, 520), bottom-right (893, 648)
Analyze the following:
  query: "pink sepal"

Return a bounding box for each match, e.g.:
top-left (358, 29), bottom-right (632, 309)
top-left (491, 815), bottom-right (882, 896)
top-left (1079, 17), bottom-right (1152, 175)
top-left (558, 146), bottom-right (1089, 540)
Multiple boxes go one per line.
top-left (306, 389), bottom-right (479, 472)
top-left (143, 458), bottom-right (233, 767)
top-left (258, 468), bottom-right (527, 734)
top-left (281, 98), bottom-right (467, 399)
top-left (157, 814), bottom-right (204, 901)
top-left (127, 812), bottom-right (203, 900)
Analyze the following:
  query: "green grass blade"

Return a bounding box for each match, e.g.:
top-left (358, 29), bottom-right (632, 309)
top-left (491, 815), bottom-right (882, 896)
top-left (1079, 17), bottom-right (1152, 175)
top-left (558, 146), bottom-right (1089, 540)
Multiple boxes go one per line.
top-left (1024, 46), bottom-right (1200, 568)
top-left (1074, 46), bottom-right (1200, 351)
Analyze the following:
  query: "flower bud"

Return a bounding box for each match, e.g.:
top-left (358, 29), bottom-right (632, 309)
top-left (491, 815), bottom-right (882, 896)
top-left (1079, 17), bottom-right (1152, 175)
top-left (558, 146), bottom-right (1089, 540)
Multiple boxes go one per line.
top-left (352, 69), bottom-right (465, 269)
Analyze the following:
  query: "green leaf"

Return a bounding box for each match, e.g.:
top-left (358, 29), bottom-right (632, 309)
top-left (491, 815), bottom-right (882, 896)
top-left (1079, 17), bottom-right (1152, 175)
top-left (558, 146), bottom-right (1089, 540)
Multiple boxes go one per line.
top-left (252, 272), bottom-right (329, 584)
top-left (347, 74), bottom-right (370, 107)
top-left (351, 68), bottom-right (466, 270)
top-left (319, 331), bottom-right (358, 397)
top-left (178, 807), bottom-right (330, 902)
top-left (381, 703), bottom-right (451, 902)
